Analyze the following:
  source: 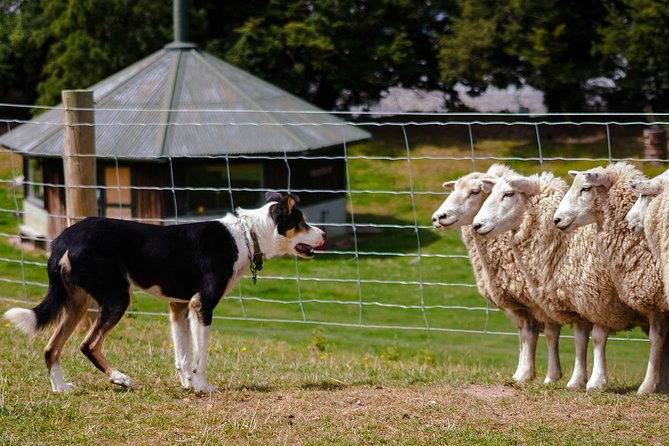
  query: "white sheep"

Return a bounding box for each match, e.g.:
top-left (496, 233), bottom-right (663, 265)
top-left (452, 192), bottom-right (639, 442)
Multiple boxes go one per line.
top-left (473, 172), bottom-right (644, 390)
top-left (432, 164), bottom-right (562, 384)
top-left (626, 169), bottom-right (669, 241)
top-left (554, 162), bottom-right (667, 394)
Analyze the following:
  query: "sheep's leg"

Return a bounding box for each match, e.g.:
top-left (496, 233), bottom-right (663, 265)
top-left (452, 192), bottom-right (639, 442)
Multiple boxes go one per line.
top-left (543, 323), bottom-right (562, 384)
top-left (638, 314), bottom-right (667, 394)
top-left (586, 324), bottom-right (610, 391)
top-left (658, 331), bottom-right (669, 392)
top-left (514, 319), bottom-right (537, 382)
top-left (567, 321), bottom-right (591, 389)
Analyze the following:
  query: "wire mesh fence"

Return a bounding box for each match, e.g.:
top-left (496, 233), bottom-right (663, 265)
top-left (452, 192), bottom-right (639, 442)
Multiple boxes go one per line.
top-left (1, 104), bottom-right (667, 341)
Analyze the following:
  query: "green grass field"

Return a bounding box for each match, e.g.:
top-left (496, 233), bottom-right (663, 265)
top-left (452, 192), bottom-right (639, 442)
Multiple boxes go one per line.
top-left (2, 122), bottom-right (669, 445)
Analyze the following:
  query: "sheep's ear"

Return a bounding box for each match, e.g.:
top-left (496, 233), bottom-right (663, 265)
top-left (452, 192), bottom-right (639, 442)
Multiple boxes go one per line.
top-left (480, 178), bottom-right (497, 194)
top-left (585, 171), bottom-right (614, 188)
top-left (508, 176), bottom-right (540, 197)
top-left (442, 180), bottom-right (457, 190)
top-left (568, 170), bottom-right (581, 178)
top-left (631, 179), bottom-right (664, 196)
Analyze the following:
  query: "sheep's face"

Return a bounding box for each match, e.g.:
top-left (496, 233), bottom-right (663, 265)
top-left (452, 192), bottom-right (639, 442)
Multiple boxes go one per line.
top-left (553, 168), bottom-right (612, 232)
top-left (627, 178), bottom-right (666, 232)
top-left (472, 176), bottom-right (540, 238)
top-left (432, 174), bottom-right (492, 230)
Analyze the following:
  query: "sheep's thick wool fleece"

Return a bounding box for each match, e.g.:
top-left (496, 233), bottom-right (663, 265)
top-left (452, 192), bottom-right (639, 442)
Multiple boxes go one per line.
top-left (513, 172), bottom-right (642, 330)
top-left (598, 163), bottom-right (667, 314)
top-left (459, 165), bottom-right (551, 326)
top-left (645, 189), bottom-right (669, 309)
top-left (461, 228), bottom-right (550, 326)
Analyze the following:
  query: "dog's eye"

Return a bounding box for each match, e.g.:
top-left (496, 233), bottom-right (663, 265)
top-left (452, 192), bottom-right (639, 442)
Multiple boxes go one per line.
top-left (503, 192), bottom-right (515, 198)
top-left (469, 189), bottom-right (480, 196)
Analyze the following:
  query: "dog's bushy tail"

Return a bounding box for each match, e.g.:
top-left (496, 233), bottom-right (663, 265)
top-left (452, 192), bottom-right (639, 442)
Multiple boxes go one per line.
top-left (3, 250), bottom-right (70, 335)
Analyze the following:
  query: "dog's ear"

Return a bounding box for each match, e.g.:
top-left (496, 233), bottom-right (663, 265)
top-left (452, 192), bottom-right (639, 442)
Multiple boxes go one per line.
top-left (265, 191), bottom-right (283, 203)
top-left (284, 194), bottom-right (299, 214)
top-left (270, 193), bottom-right (300, 222)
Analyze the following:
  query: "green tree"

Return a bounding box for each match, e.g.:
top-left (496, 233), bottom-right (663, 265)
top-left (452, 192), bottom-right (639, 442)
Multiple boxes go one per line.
top-left (595, 0), bottom-right (669, 112)
top-left (219, 0), bottom-right (452, 110)
top-left (439, 0), bottom-right (608, 111)
top-left (1, 0), bottom-right (453, 111)
top-left (0, 0), bottom-right (46, 119)
top-left (1, 0), bottom-right (172, 107)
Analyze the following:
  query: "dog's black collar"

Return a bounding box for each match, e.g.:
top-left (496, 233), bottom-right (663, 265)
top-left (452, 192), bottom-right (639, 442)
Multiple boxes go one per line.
top-left (239, 217), bottom-right (263, 285)
top-left (249, 229), bottom-right (263, 285)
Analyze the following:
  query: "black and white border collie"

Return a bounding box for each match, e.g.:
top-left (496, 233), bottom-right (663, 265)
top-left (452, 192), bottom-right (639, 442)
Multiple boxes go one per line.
top-left (4, 192), bottom-right (325, 393)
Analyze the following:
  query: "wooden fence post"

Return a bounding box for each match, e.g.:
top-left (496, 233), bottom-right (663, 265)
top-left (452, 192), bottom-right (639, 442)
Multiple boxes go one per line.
top-left (643, 125), bottom-right (668, 162)
top-left (62, 89), bottom-right (98, 328)
top-left (62, 90), bottom-right (97, 224)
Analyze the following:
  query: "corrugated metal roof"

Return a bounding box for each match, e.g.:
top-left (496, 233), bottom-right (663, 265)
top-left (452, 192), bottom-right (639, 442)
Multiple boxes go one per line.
top-left (0, 43), bottom-right (371, 159)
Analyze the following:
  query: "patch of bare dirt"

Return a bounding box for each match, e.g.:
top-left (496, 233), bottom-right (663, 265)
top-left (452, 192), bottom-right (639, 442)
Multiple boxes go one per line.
top-left (461, 383), bottom-right (519, 401)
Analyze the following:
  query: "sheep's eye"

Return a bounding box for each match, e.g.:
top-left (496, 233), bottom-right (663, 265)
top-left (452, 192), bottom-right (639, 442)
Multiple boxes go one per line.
top-left (470, 189), bottom-right (480, 196)
top-left (640, 194), bottom-right (648, 199)
top-left (503, 192), bottom-right (515, 198)
top-left (581, 186), bottom-right (592, 193)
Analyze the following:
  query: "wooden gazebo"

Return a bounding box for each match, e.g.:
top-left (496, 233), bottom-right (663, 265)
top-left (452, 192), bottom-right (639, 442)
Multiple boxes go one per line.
top-left (0, 9), bottom-right (370, 242)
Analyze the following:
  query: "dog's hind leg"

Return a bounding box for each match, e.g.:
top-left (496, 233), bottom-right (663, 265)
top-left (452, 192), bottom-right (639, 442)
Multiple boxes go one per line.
top-left (44, 287), bottom-right (90, 392)
top-left (79, 289), bottom-right (132, 388)
top-left (169, 302), bottom-right (192, 388)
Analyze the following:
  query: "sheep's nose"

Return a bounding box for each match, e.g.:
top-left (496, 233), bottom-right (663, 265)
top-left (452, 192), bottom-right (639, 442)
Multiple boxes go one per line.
top-left (553, 217), bottom-right (562, 225)
top-left (432, 216), bottom-right (438, 223)
top-left (473, 223), bottom-right (482, 231)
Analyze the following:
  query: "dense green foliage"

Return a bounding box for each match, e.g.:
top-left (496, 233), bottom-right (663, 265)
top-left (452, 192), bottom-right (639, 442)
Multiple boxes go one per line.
top-left (2, 0), bottom-right (669, 113)
top-left (595, 0), bottom-right (669, 112)
top-left (439, 0), bottom-right (609, 111)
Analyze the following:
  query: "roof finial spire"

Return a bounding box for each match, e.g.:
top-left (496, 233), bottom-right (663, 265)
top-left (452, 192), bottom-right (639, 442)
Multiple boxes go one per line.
top-left (174, 0), bottom-right (188, 43)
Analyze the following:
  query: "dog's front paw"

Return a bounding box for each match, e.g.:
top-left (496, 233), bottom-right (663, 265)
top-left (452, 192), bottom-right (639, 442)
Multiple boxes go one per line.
top-left (179, 373), bottom-right (193, 389)
top-left (110, 370), bottom-right (133, 388)
top-left (53, 382), bottom-right (75, 393)
top-left (194, 382), bottom-right (217, 394)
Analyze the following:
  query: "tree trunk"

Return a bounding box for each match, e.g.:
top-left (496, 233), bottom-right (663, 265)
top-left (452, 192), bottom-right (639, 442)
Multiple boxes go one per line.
top-left (311, 79), bottom-right (340, 110)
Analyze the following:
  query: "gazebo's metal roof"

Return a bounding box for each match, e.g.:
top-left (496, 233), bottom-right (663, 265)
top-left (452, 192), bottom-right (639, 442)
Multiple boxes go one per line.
top-left (0, 43), bottom-right (370, 159)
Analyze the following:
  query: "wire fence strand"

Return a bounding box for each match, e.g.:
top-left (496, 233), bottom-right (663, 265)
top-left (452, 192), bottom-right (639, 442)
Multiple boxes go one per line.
top-left (0, 108), bottom-right (663, 343)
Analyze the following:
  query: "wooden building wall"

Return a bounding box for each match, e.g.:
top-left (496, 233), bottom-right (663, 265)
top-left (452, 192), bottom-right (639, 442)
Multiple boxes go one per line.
top-left (33, 150), bottom-right (346, 239)
top-left (43, 158), bottom-right (67, 240)
top-left (133, 163), bottom-right (168, 224)
top-left (263, 147), bottom-right (347, 206)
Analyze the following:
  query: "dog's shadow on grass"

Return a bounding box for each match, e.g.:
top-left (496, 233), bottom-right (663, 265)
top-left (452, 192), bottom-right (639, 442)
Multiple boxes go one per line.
top-left (233, 383), bottom-right (277, 393)
top-left (299, 381), bottom-right (348, 391)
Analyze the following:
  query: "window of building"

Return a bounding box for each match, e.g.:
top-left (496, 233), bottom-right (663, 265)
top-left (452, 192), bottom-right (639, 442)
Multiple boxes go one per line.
top-left (182, 163), bottom-right (263, 216)
top-left (104, 166), bottom-right (133, 219)
top-left (25, 157), bottom-right (45, 204)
